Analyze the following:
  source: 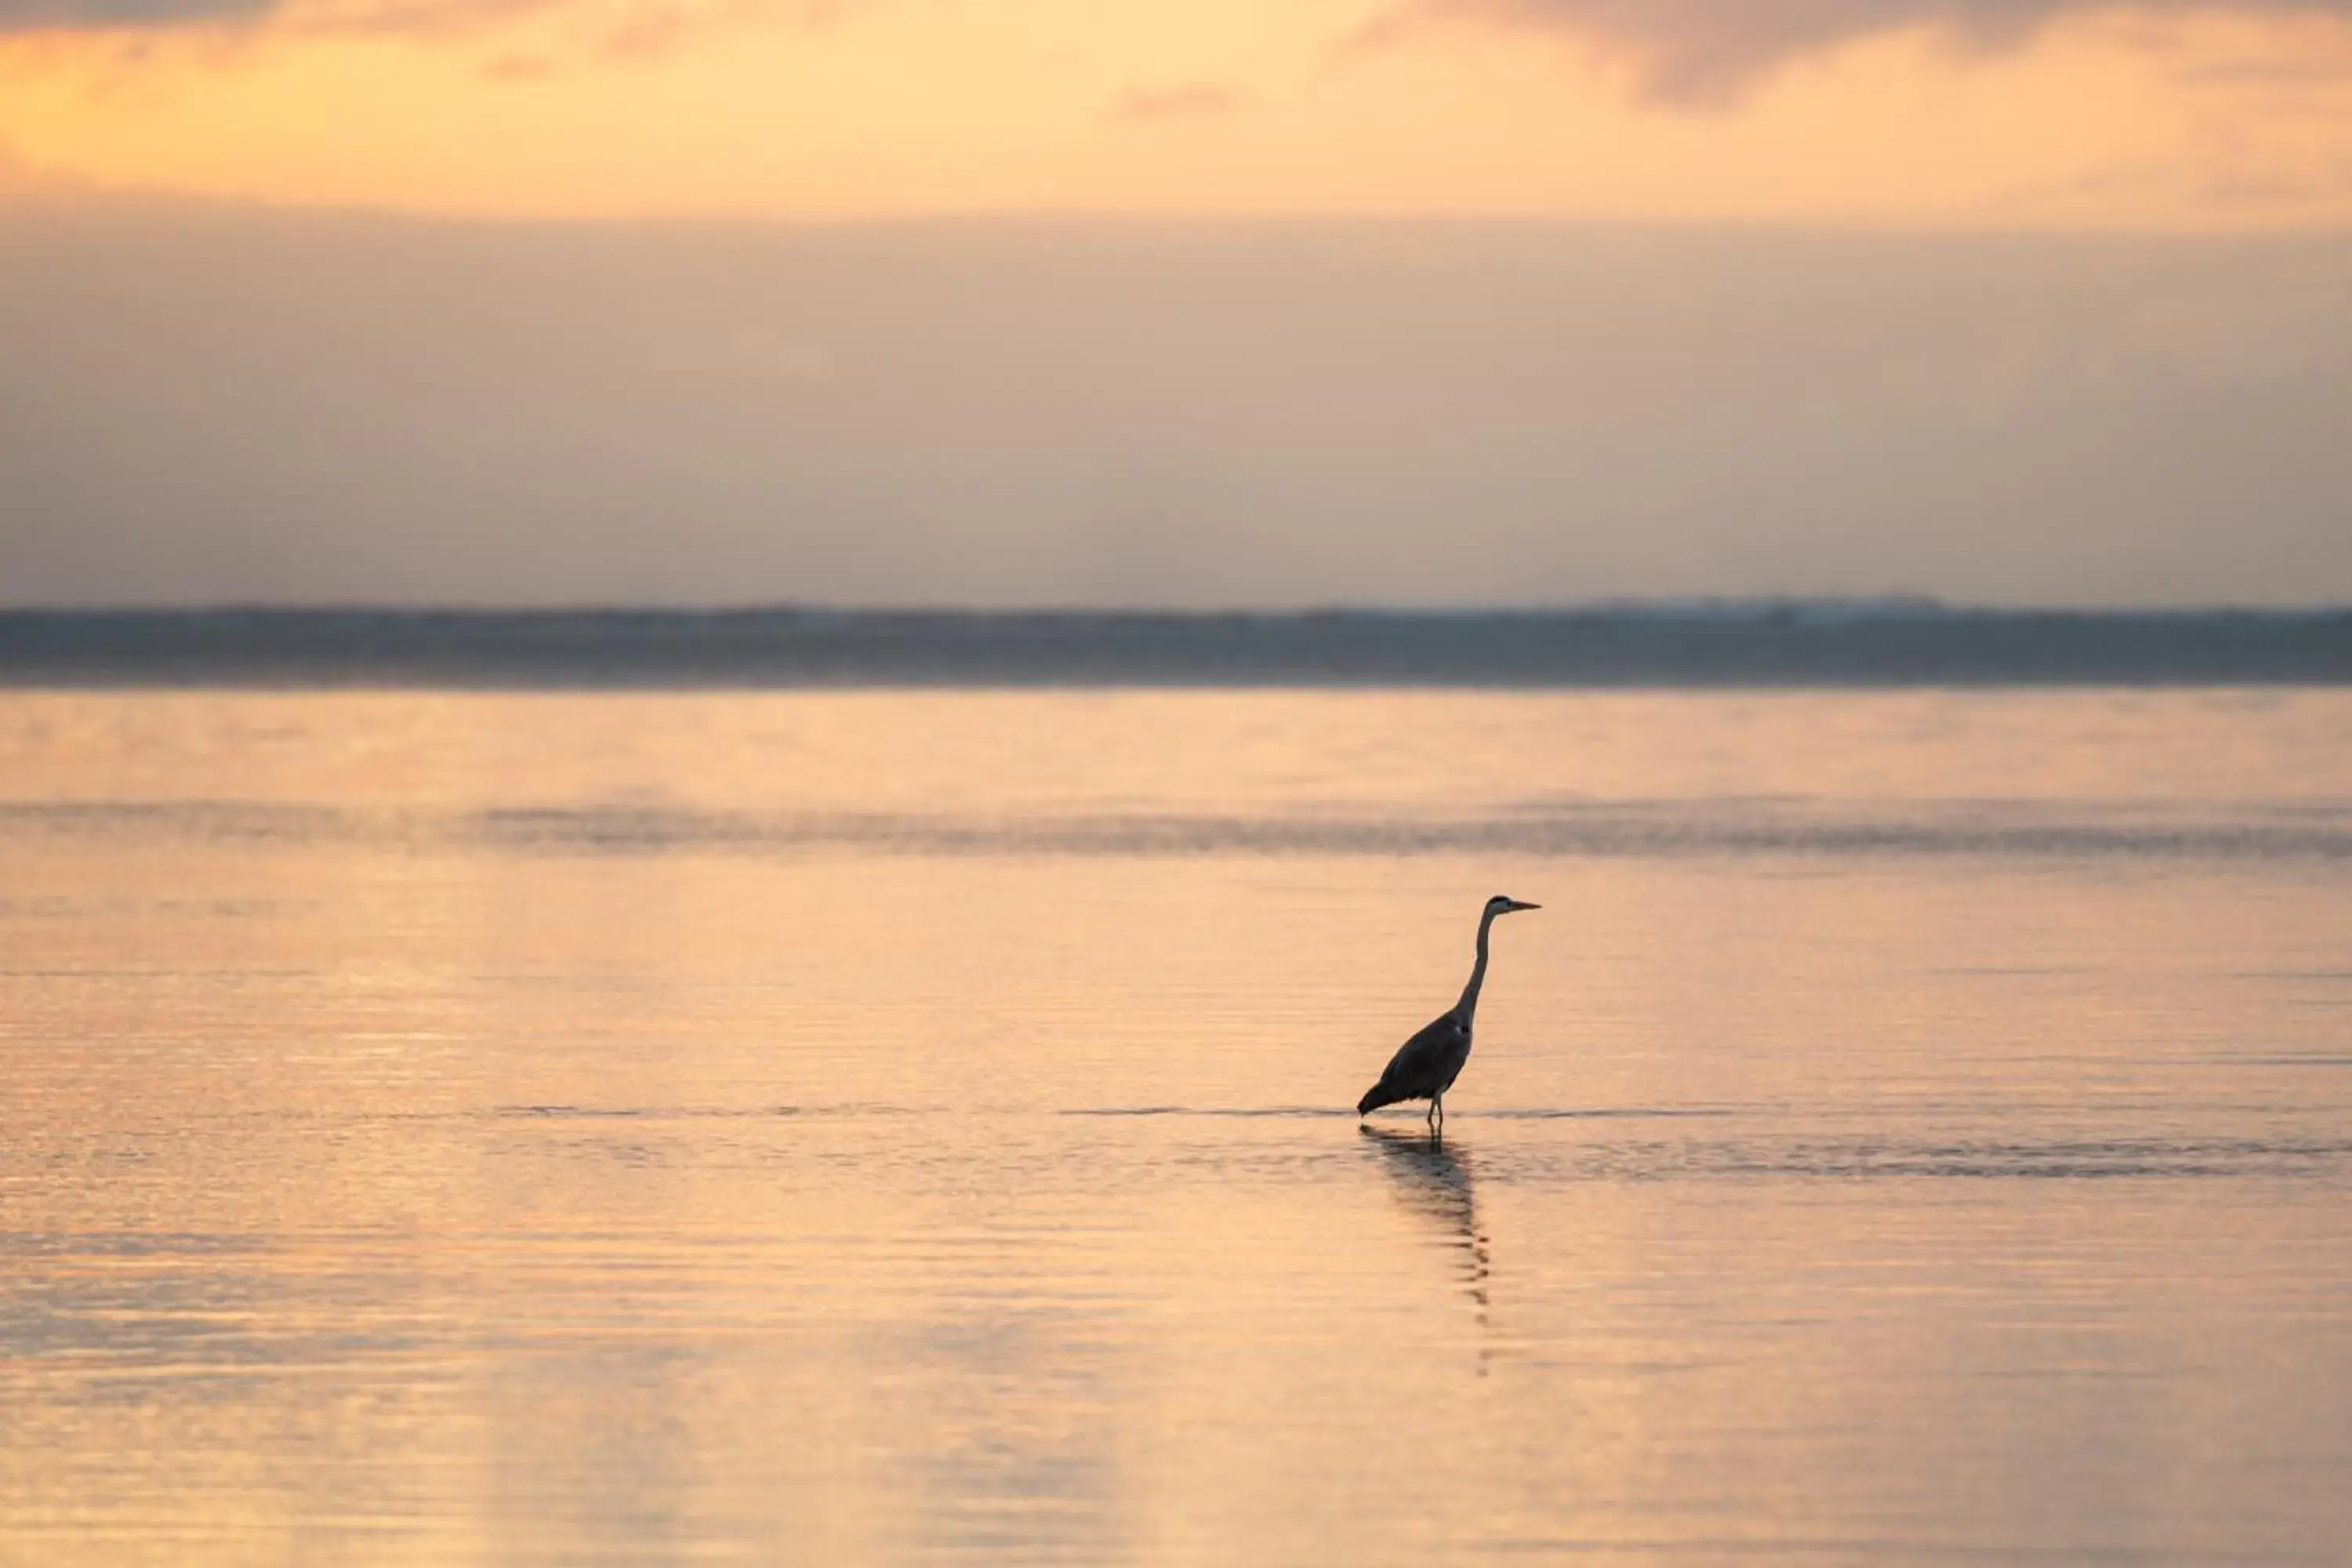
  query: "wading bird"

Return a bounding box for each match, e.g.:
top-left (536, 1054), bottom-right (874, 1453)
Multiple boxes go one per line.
top-left (1356, 895), bottom-right (1539, 1133)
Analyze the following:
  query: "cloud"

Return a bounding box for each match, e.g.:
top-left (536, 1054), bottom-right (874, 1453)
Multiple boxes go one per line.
top-left (1373, 0), bottom-right (2352, 101)
top-left (0, 0), bottom-right (828, 43)
top-left (1109, 84), bottom-right (1245, 125)
top-left (292, 0), bottom-right (573, 39)
top-left (0, 0), bottom-right (270, 29)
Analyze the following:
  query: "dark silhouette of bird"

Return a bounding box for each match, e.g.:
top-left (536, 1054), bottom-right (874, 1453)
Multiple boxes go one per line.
top-left (1356, 895), bottom-right (1538, 1132)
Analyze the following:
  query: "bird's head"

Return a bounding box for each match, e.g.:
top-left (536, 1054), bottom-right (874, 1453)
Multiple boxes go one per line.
top-left (1485, 895), bottom-right (1541, 917)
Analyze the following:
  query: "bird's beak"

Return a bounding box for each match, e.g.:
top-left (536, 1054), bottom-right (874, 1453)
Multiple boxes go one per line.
top-left (1507, 900), bottom-right (1541, 913)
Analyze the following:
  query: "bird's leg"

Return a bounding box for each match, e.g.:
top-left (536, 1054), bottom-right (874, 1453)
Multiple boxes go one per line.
top-left (1432, 1094), bottom-right (1444, 1138)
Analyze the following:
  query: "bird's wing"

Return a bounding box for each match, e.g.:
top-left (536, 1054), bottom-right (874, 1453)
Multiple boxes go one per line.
top-left (1367, 1011), bottom-right (1468, 1101)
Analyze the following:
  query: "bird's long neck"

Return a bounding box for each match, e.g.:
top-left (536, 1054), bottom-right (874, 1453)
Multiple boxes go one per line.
top-left (1457, 908), bottom-right (1499, 1023)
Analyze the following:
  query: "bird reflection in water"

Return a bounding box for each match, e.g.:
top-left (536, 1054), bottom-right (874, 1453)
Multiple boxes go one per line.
top-left (1359, 1123), bottom-right (1495, 1368)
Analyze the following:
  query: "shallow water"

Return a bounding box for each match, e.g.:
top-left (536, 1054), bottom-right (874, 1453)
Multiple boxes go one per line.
top-left (2, 690), bottom-right (2349, 1565)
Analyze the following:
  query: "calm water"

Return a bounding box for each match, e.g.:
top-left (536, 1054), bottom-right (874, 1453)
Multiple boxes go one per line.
top-left (3, 690), bottom-right (2350, 1565)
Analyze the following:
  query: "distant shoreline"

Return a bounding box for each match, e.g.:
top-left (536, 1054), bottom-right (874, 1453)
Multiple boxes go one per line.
top-left (2, 607), bottom-right (2348, 688)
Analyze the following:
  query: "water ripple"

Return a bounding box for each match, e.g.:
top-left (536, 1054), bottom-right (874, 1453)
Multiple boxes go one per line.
top-left (5, 797), bottom-right (2352, 863)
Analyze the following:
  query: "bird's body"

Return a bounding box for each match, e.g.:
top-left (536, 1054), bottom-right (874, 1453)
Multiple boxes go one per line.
top-left (1356, 1011), bottom-right (1472, 1117)
top-left (1357, 895), bottom-right (1537, 1131)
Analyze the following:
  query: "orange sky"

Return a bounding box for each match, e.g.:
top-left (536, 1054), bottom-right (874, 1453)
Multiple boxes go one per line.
top-left (5, 0), bottom-right (2352, 226)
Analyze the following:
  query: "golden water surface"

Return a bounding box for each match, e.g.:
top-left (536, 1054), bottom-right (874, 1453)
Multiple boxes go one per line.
top-left (2, 691), bottom-right (2349, 1564)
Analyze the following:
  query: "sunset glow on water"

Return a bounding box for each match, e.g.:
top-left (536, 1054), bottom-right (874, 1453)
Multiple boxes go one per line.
top-left (2, 690), bottom-right (2347, 1563)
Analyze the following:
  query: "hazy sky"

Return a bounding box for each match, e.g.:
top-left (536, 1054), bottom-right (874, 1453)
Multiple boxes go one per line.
top-left (2, 0), bottom-right (2350, 605)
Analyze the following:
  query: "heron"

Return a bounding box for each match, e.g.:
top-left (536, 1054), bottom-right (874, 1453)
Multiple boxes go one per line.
top-left (1356, 895), bottom-right (1539, 1133)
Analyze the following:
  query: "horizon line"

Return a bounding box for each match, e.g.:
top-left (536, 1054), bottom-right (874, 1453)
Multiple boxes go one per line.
top-left (5, 601), bottom-right (2350, 619)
